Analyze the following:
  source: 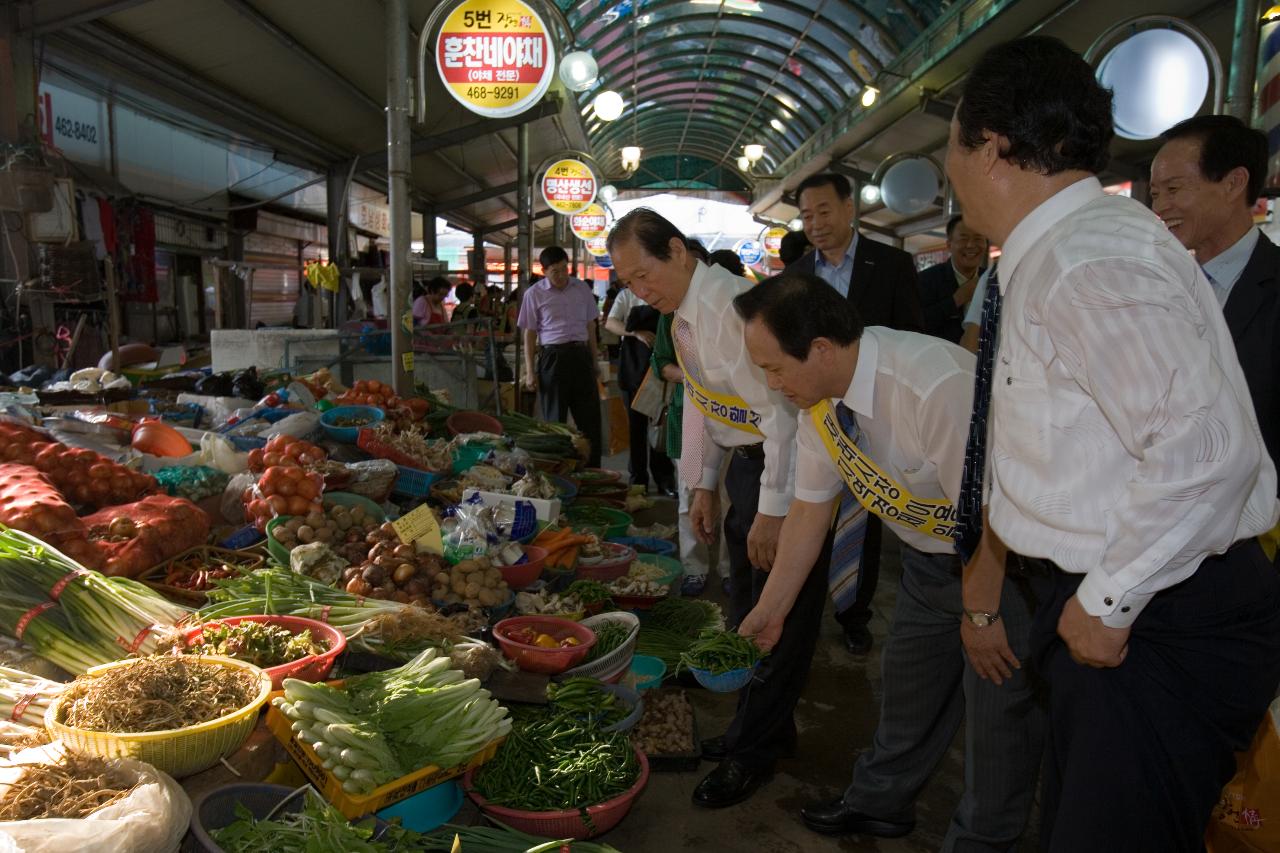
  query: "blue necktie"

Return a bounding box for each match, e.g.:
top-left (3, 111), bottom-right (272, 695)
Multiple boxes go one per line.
top-left (828, 402), bottom-right (869, 613)
top-left (954, 264), bottom-right (1001, 562)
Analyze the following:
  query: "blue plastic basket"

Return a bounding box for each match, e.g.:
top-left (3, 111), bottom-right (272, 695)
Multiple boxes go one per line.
top-left (228, 435), bottom-right (267, 451)
top-left (375, 780), bottom-right (462, 833)
top-left (393, 465), bottom-right (441, 498)
top-left (321, 405), bottom-right (386, 443)
top-left (630, 654), bottom-right (667, 691)
top-left (689, 663), bottom-right (759, 693)
top-left (609, 536), bottom-right (677, 557)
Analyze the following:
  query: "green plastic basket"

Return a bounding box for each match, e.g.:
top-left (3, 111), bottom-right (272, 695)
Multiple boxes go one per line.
top-left (566, 506), bottom-right (632, 539)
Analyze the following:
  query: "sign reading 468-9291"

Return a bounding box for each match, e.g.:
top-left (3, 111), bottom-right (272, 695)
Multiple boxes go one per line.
top-left (435, 0), bottom-right (555, 119)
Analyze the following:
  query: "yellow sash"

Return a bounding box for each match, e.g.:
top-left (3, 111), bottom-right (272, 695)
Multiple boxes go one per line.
top-left (674, 344), bottom-right (764, 438)
top-left (811, 400), bottom-right (959, 542)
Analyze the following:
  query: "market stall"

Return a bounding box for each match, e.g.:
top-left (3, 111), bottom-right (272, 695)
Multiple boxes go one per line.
top-left (0, 359), bottom-right (765, 851)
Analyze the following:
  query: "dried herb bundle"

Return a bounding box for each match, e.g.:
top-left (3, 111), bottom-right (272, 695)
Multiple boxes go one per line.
top-left (62, 656), bottom-right (259, 733)
top-left (0, 750), bottom-right (137, 820)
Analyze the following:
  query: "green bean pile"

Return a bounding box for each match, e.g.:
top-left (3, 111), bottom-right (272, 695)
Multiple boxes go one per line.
top-left (546, 677), bottom-right (629, 726)
top-left (584, 621), bottom-right (631, 662)
top-left (472, 706), bottom-right (640, 813)
top-left (679, 630), bottom-right (765, 675)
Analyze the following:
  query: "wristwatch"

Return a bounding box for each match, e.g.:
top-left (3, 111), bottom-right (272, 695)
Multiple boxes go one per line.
top-left (963, 609), bottom-right (1001, 628)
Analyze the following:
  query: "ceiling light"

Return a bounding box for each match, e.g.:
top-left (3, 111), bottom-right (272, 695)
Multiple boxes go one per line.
top-left (558, 51), bottom-right (599, 92)
top-left (770, 118), bottom-right (785, 133)
top-left (743, 144), bottom-right (765, 163)
top-left (860, 85), bottom-right (879, 108)
top-left (600, 184), bottom-right (618, 203)
top-left (860, 183), bottom-right (881, 205)
top-left (788, 218), bottom-right (802, 231)
top-left (737, 155), bottom-right (751, 172)
top-left (593, 90), bottom-right (625, 122)
top-left (620, 146), bottom-right (642, 171)
top-left (1095, 28), bottom-right (1210, 140)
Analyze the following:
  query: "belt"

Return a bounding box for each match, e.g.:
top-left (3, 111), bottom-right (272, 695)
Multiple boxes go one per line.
top-left (733, 443), bottom-right (765, 461)
top-left (542, 341), bottom-right (589, 350)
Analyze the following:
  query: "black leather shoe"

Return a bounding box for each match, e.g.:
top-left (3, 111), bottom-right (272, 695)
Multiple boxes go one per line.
top-left (701, 735), bottom-right (729, 761)
top-left (655, 477), bottom-right (678, 498)
top-left (692, 760), bottom-right (773, 808)
top-left (801, 797), bottom-right (915, 837)
top-left (843, 623), bottom-right (873, 655)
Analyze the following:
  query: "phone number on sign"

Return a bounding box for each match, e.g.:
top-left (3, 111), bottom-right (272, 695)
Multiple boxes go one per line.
top-left (465, 86), bottom-right (520, 101)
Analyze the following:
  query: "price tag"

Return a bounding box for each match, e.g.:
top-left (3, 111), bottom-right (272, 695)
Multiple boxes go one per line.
top-left (402, 352), bottom-right (415, 373)
top-left (392, 503), bottom-right (443, 553)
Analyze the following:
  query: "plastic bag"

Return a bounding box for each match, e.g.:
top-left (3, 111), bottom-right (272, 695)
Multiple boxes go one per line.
top-left (340, 459), bottom-right (398, 503)
top-left (1207, 698), bottom-right (1280, 853)
top-left (221, 471), bottom-right (257, 524)
top-left (263, 411), bottom-right (321, 441)
top-left (442, 494), bottom-right (536, 563)
top-left (0, 743), bottom-right (191, 853)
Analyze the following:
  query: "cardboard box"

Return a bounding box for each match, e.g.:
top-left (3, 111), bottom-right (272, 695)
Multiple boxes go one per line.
top-left (461, 488), bottom-right (561, 522)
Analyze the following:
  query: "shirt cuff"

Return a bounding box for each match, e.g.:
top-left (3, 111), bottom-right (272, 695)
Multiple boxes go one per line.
top-left (757, 489), bottom-right (792, 518)
top-left (698, 466), bottom-right (720, 492)
top-left (1075, 569), bottom-right (1154, 628)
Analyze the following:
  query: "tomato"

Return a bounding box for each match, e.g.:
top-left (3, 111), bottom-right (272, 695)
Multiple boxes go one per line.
top-left (247, 449), bottom-right (264, 470)
top-left (263, 452), bottom-right (282, 467)
top-left (268, 495), bottom-right (289, 515)
top-left (295, 478), bottom-right (318, 500)
top-left (274, 479), bottom-right (295, 497)
top-left (276, 434), bottom-right (297, 447)
top-left (287, 496), bottom-right (312, 516)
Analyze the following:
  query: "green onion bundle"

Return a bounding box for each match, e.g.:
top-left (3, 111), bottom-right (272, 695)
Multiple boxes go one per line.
top-left (272, 647), bottom-right (510, 795)
top-left (0, 663), bottom-right (65, 725)
top-left (0, 526), bottom-right (190, 673)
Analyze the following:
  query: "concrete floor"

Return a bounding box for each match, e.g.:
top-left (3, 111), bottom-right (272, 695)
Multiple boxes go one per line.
top-left (555, 478), bottom-right (1042, 853)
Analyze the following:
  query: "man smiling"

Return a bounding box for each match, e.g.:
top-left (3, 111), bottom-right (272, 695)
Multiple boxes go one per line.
top-left (734, 273), bottom-right (1046, 850)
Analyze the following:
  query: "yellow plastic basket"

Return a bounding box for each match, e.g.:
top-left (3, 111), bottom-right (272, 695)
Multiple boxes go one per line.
top-left (44, 655), bottom-right (272, 778)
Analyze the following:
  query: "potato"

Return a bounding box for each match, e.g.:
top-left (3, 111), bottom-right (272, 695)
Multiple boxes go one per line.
top-left (285, 517), bottom-right (304, 533)
top-left (297, 525), bottom-right (315, 543)
top-left (477, 588), bottom-right (498, 606)
top-left (434, 571), bottom-right (449, 586)
top-left (451, 576), bottom-right (468, 595)
top-left (454, 559), bottom-right (479, 575)
top-left (431, 585), bottom-right (448, 599)
top-left (463, 581), bottom-right (480, 598)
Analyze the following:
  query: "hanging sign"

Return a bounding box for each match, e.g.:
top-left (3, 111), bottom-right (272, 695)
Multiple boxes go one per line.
top-left (586, 234), bottom-right (610, 257)
top-left (435, 0), bottom-right (556, 119)
top-left (736, 239), bottom-right (765, 266)
top-left (541, 159), bottom-right (597, 215)
top-left (570, 204), bottom-right (608, 240)
top-left (595, 254), bottom-right (613, 269)
top-left (761, 226), bottom-right (788, 259)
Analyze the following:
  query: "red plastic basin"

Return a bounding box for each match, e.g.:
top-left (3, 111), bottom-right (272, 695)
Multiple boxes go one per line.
top-left (446, 410), bottom-right (504, 437)
top-left (463, 748), bottom-right (649, 840)
top-left (574, 542), bottom-right (636, 582)
top-left (497, 545), bottom-right (547, 590)
top-left (182, 614), bottom-right (346, 691)
top-left (493, 616), bottom-right (595, 675)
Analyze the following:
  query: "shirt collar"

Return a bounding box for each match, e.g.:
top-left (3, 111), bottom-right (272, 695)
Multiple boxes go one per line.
top-left (815, 231), bottom-right (859, 271)
top-left (1201, 226), bottom-right (1259, 290)
top-left (676, 260), bottom-right (710, 327)
top-left (998, 176), bottom-right (1104, 289)
top-left (842, 327), bottom-right (879, 419)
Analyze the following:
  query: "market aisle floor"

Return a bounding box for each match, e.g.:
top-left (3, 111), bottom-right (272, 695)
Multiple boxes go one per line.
top-left (463, 464), bottom-right (1041, 852)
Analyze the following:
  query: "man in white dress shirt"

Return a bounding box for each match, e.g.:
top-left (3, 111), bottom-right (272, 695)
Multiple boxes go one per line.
top-left (609, 208), bottom-right (828, 809)
top-left (734, 273), bottom-right (1047, 850)
top-left (946, 36), bottom-right (1280, 852)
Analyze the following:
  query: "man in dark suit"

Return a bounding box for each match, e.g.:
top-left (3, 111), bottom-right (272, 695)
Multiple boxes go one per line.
top-left (787, 172), bottom-right (926, 654)
top-left (1151, 115), bottom-right (1280, 488)
top-left (916, 216), bottom-right (988, 343)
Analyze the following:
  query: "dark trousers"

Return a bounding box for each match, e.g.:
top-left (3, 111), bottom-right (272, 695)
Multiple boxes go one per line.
top-left (1031, 540), bottom-right (1280, 853)
top-left (622, 388), bottom-right (674, 488)
top-left (721, 451), bottom-right (831, 770)
top-left (835, 514), bottom-right (882, 631)
top-left (846, 547), bottom-right (1048, 852)
top-left (536, 345), bottom-right (602, 468)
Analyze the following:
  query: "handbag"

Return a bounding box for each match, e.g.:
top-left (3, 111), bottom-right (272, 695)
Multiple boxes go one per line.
top-left (629, 367), bottom-right (668, 420)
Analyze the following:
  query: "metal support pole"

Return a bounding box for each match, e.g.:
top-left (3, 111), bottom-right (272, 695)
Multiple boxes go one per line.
top-left (1228, 0), bottom-right (1263, 121)
top-left (386, 0), bottom-right (413, 395)
top-left (571, 236), bottom-right (579, 276)
top-left (326, 165), bottom-right (352, 329)
top-left (420, 206), bottom-right (437, 258)
top-left (503, 243), bottom-right (513, 293)
top-left (516, 122), bottom-right (531, 412)
top-left (472, 229), bottom-right (485, 286)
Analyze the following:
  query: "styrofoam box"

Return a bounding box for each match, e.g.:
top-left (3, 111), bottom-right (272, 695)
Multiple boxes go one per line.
top-left (461, 488), bottom-right (561, 523)
top-left (211, 329), bottom-right (340, 374)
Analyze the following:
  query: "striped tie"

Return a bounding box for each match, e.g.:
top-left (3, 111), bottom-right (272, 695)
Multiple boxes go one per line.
top-left (954, 264), bottom-right (1001, 562)
top-left (828, 401), bottom-right (869, 613)
top-left (673, 317), bottom-right (707, 490)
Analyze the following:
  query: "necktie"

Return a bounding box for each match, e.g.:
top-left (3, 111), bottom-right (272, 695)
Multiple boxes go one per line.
top-left (828, 401), bottom-right (869, 613)
top-left (673, 317), bottom-right (707, 490)
top-left (954, 264), bottom-right (1001, 562)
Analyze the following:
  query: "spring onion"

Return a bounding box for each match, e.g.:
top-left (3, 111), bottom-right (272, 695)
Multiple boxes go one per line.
top-left (272, 647), bottom-right (510, 795)
top-left (0, 526), bottom-right (190, 673)
top-left (0, 664), bottom-right (64, 725)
